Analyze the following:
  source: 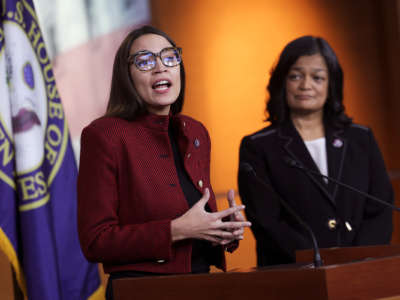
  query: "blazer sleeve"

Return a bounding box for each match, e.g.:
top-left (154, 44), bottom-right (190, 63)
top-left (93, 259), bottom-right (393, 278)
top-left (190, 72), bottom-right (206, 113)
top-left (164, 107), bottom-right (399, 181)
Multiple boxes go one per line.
top-left (77, 125), bottom-right (173, 264)
top-left (353, 129), bottom-right (394, 245)
top-left (238, 135), bottom-right (312, 263)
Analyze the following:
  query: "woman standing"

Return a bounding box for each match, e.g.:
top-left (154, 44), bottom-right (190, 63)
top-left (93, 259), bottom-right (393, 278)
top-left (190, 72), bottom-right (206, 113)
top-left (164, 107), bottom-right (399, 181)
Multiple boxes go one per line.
top-left (238, 36), bottom-right (393, 267)
top-left (78, 26), bottom-right (250, 299)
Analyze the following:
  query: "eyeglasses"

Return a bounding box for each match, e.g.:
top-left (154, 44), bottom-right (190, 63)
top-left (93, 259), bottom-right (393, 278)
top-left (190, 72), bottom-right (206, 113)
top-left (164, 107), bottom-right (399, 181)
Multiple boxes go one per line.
top-left (128, 47), bottom-right (182, 71)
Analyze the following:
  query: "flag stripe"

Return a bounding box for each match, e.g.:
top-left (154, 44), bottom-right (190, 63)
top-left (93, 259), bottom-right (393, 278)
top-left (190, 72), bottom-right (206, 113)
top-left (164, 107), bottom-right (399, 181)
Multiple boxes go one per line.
top-left (88, 285), bottom-right (106, 300)
top-left (0, 228), bottom-right (27, 296)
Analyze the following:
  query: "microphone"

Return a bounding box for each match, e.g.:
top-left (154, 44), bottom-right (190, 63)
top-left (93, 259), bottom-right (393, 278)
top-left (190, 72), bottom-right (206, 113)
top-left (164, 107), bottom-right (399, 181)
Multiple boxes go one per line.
top-left (239, 162), bottom-right (323, 267)
top-left (283, 157), bottom-right (400, 212)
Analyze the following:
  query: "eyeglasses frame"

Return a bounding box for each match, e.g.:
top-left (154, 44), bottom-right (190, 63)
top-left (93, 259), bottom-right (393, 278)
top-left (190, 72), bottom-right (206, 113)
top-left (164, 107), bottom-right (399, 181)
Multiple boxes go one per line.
top-left (128, 47), bottom-right (182, 71)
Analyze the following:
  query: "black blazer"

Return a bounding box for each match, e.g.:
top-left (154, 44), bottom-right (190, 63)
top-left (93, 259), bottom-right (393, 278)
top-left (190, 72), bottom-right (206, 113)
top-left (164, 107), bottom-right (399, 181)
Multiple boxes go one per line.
top-left (238, 121), bottom-right (393, 266)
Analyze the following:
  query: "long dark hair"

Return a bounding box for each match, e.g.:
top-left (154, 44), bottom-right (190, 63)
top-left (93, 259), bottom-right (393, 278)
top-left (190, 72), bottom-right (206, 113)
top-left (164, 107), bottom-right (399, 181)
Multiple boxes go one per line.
top-left (105, 25), bottom-right (185, 120)
top-left (266, 35), bottom-right (352, 128)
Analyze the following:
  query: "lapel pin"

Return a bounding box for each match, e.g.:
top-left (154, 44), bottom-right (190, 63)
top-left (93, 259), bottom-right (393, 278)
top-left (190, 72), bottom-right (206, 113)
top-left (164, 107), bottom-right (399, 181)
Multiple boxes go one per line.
top-left (194, 138), bottom-right (200, 148)
top-left (332, 138), bottom-right (343, 148)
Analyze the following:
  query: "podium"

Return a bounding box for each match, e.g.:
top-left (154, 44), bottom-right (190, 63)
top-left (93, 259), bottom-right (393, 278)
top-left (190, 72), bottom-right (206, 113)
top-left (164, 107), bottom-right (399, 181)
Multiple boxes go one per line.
top-left (113, 245), bottom-right (400, 300)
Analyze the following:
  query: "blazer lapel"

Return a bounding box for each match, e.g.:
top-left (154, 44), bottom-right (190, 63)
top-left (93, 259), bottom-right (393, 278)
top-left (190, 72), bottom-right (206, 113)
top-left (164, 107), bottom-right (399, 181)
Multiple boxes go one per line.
top-left (325, 125), bottom-right (347, 200)
top-left (278, 121), bottom-right (337, 208)
top-left (279, 121), bottom-right (321, 176)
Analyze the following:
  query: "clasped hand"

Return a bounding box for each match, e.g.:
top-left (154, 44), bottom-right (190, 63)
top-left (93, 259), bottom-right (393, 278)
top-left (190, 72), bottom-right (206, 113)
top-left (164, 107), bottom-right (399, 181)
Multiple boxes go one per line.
top-left (171, 188), bottom-right (251, 244)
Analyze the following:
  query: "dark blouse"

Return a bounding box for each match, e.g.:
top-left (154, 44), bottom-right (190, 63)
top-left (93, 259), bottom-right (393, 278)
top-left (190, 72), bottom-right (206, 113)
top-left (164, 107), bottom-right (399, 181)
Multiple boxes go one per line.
top-left (168, 123), bottom-right (215, 273)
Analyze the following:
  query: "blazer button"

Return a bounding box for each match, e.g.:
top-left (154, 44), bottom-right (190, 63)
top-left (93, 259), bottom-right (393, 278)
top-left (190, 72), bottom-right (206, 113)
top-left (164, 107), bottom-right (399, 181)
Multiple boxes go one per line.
top-left (327, 219), bottom-right (337, 230)
top-left (345, 221), bottom-right (352, 232)
top-left (198, 180), bottom-right (203, 188)
top-left (187, 153), bottom-right (191, 158)
top-left (183, 121), bottom-right (186, 127)
top-left (156, 259), bottom-right (165, 264)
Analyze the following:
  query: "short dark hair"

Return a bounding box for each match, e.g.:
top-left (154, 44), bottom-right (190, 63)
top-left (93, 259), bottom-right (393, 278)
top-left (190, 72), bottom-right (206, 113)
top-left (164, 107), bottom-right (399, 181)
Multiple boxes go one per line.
top-left (105, 25), bottom-right (185, 120)
top-left (266, 35), bottom-right (352, 128)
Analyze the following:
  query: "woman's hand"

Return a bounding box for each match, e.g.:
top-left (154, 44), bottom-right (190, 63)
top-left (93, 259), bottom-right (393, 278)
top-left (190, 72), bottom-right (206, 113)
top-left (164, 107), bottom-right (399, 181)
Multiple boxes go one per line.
top-left (212, 189), bottom-right (247, 246)
top-left (171, 188), bottom-right (251, 244)
top-left (227, 189), bottom-right (246, 239)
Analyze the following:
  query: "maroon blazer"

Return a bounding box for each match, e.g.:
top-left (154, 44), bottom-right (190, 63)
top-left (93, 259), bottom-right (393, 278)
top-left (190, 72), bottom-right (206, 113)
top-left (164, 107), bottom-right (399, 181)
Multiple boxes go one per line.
top-left (77, 113), bottom-right (228, 274)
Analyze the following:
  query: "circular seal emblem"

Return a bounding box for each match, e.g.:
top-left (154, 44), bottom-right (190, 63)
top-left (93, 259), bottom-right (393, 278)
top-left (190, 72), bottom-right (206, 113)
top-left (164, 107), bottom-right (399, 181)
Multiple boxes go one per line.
top-left (1, 15), bottom-right (68, 212)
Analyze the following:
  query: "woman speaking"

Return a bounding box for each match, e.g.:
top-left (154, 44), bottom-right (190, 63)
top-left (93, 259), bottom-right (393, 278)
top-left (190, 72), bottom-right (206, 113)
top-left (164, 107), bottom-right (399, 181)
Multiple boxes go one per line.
top-left (77, 25), bottom-right (250, 299)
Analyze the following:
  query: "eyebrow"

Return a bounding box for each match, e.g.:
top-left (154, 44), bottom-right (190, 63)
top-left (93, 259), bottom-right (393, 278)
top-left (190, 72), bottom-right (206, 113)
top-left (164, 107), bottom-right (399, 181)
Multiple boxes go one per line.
top-left (290, 66), bottom-right (328, 72)
top-left (131, 50), bottom-right (152, 55)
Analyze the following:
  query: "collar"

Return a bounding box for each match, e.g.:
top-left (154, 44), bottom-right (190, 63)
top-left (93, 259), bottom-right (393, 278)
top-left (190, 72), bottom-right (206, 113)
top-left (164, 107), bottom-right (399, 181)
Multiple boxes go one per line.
top-left (277, 118), bottom-right (347, 205)
top-left (277, 119), bottom-right (345, 141)
top-left (135, 112), bottom-right (173, 132)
